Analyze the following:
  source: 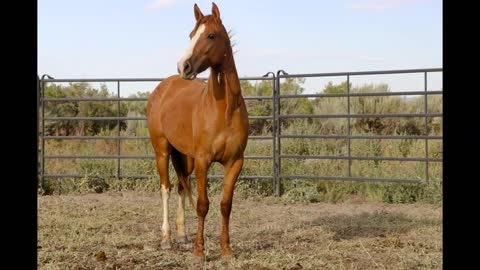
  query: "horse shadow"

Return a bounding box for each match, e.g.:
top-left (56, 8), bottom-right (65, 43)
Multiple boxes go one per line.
top-left (235, 210), bottom-right (440, 255)
top-left (306, 211), bottom-right (440, 241)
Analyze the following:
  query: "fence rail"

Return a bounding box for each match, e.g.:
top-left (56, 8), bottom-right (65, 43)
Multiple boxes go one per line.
top-left (38, 68), bottom-right (442, 196)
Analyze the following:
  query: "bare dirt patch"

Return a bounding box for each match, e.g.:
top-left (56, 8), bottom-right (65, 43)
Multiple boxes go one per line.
top-left (38, 191), bottom-right (442, 269)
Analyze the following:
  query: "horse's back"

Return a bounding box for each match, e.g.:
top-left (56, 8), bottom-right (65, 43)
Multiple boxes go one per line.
top-left (147, 75), bottom-right (205, 113)
top-left (148, 75), bottom-right (205, 119)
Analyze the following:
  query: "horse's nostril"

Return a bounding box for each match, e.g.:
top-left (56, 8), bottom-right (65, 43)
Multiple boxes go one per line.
top-left (184, 61), bottom-right (191, 73)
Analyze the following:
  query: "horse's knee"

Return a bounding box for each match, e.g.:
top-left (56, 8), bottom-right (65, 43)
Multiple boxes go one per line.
top-left (161, 184), bottom-right (171, 197)
top-left (196, 198), bottom-right (209, 217)
top-left (220, 199), bottom-right (232, 217)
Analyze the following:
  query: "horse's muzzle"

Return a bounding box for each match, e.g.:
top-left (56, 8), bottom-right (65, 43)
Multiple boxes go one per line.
top-left (178, 59), bottom-right (197, 80)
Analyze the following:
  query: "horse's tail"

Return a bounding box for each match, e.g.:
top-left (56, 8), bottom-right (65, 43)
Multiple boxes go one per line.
top-left (171, 148), bottom-right (196, 209)
top-left (178, 175), bottom-right (196, 209)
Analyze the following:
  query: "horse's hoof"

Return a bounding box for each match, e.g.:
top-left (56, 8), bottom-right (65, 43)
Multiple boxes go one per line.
top-left (178, 238), bottom-right (193, 249)
top-left (160, 241), bottom-right (172, 250)
top-left (221, 255), bottom-right (233, 262)
top-left (176, 236), bottom-right (189, 244)
top-left (192, 255), bottom-right (205, 264)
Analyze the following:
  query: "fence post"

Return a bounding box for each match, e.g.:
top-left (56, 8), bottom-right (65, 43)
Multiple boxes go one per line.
top-left (37, 76), bottom-right (41, 193)
top-left (117, 81), bottom-right (121, 180)
top-left (347, 75), bottom-right (352, 177)
top-left (263, 72), bottom-right (277, 195)
top-left (40, 74), bottom-right (54, 194)
top-left (274, 72), bottom-right (280, 196)
top-left (275, 70), bottom-right (288, 196)
top-left (424, 72), bottom-right (429, 183)
top-left (41, 78), bottom-right (45, 194)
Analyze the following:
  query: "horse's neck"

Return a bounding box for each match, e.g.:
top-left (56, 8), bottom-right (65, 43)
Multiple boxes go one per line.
top-left (207, 53), bottom-right (242, 124)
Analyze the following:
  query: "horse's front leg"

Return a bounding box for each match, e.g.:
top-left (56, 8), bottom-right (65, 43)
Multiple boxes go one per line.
top-left (220, 158), bottom-right (243, 260)
top-left (193, 158), bottom-right (210, 262)
top-left (152, 139), bottom-right (172, 250)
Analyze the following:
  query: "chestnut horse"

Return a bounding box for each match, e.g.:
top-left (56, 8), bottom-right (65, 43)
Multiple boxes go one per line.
top-left (146, 2), bottom-right (248, 261)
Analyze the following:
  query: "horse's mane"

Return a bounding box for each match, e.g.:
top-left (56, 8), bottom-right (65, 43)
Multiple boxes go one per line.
top-left (228, 29), bottom-right (238, 55)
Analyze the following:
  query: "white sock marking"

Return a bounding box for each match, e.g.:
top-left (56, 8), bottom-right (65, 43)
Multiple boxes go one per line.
top-left (176, 189), bottom-right (186, 237)
top-left (161, 184), bottom-right (170, 240)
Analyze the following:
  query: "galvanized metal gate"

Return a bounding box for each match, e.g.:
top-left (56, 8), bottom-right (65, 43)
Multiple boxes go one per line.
top-left (38, 68), bottom-right (443, 196)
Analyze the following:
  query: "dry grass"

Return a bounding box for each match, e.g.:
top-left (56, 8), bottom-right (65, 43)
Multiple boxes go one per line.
top-left (38, 191), bottom-right (442, 269)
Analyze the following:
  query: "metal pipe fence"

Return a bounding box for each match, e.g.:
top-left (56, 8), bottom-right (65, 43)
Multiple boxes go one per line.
top-left (274, 68), bottom-right (442, 195)
top-left (38, 68), bottom-right (442, 196)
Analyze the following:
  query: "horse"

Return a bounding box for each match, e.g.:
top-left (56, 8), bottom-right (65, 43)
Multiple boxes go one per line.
top-left (146, 2), bottom-right (249, 262)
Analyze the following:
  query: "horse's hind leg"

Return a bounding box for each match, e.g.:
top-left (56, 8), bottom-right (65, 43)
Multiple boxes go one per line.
top-left (152, 137), bottom-right (172, 249)
top-left (171, 148), bottom-right (194, 244)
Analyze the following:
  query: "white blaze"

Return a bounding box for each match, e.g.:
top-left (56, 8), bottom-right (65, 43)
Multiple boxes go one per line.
top-left (178, 24), bottom-right (206, 76)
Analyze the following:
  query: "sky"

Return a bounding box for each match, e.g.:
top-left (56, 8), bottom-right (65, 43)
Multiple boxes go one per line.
top-left (38, 0), bottom-right (442, 96)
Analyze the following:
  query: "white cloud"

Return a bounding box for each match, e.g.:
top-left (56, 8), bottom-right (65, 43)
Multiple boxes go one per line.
top-left (348, 0), bottom-right (425, 11)
top-left (146, 0), bottom-right (177, 10)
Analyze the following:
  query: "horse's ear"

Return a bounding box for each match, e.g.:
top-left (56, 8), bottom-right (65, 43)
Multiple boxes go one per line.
top-left (194, 3), bottom-right (204, 22)
top-left (211, 2), bottom-right (221, 21)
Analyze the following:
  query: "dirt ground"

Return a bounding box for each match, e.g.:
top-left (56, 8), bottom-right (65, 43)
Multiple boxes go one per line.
top-left (38, 191), bottom-right (442, 270)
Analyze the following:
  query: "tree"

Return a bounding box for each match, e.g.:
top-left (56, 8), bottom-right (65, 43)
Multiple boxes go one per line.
top-left (322, 81), bottom-right (349, 94)
top-left (44, 83), bottom-right (126, 136)
top-left (241, 80), bottom-right (275, 135)
top-left (241, 78), bottom-right (315, 135)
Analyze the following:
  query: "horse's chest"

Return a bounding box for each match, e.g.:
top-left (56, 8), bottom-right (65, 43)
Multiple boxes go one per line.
top-left (209, 127), bottom-right (247, 161)
top-left (192, 104), bottom-right (248, 161)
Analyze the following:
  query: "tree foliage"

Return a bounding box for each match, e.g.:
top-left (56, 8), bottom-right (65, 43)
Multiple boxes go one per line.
top-left (44, 83), bottom-right (127, 136)
top-left (42, 79), bottom-right (442, 137)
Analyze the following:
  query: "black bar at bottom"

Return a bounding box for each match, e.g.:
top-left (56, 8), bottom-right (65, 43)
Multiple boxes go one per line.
top-left (43, 174), bottom-right (273, 180)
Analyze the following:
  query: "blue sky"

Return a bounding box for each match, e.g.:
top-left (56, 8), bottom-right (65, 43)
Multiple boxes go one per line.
top-left (38, 0), bottom-right (442, 96)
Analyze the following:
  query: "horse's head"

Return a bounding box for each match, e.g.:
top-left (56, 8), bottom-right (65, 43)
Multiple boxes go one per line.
top-left (177, 2), bottom-right (231, 80)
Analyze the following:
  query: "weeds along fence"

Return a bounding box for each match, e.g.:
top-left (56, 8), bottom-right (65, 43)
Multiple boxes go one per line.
top-left (37, 68), bottom-right (443, 196)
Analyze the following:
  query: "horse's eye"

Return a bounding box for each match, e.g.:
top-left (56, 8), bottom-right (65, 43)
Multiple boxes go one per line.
top-left (207, 33), bottom-right (216, 40)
